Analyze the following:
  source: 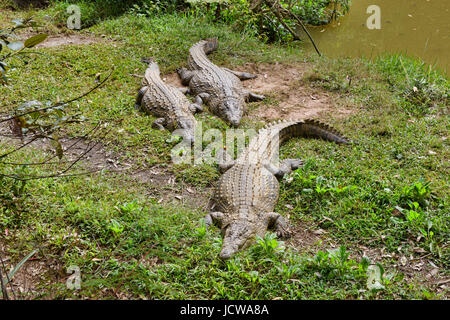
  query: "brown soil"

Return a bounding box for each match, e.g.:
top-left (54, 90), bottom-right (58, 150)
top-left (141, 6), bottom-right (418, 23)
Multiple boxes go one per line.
top-left (19, 33), bottom-right (107, 48)
top-left (242, 62), bottom-right (353, 121)
top-left (162, 62), bottom-right (354, 122)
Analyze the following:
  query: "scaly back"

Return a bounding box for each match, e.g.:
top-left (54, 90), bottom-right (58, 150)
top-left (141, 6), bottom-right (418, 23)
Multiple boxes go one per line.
top-left (188, 38), bottom-right (219, 70)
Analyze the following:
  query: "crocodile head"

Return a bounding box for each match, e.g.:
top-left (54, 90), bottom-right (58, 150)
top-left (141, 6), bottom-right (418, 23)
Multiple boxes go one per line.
top-left (218, 97), bottom-right (244, 127)
top-left (219, 218), bottom-right (268, 259)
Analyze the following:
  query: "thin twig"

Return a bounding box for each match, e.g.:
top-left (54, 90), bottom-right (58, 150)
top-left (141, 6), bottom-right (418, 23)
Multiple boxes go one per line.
top-left (289, 9), bottom-right (322, 56)
top-left (0, 70), bottom-right (113, 124)
top-left (0, 135), bottom-right (42, 160)
top-left (0, 122), bottom-right (101, 166)
top-left (1, 128), bottom-right (111, 181)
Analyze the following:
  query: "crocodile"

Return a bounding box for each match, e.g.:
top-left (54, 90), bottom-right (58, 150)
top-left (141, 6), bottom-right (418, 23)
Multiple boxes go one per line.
top-left (177, 38), bottom-right (265, 127)
top-left (205, 119), bottom-right (351, 259)
top-left (135, 59), bottom-right (202, 144)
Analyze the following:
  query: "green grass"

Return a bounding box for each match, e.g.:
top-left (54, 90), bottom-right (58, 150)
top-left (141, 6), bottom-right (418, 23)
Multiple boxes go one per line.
top-left (0, 6), bottom-right (449, 299)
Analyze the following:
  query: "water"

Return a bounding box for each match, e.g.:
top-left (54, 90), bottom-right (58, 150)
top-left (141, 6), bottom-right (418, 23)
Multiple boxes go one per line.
top-left (305, 0), bottom-right (450, 74)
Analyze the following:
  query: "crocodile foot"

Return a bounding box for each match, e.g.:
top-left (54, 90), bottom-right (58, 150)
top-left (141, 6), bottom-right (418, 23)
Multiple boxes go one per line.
top-left (268, 212), bottom-right (292, 239)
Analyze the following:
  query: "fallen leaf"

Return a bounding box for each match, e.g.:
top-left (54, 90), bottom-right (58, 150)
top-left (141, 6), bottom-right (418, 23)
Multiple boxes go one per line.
top-left (186, 188), bottom-right (195, 194)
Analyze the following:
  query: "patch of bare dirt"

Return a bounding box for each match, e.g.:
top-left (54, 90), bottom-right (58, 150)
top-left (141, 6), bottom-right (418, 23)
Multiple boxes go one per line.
top-left (287, 223), bottom-right (329, 254)
top-left (0, 241), bottom-right (63, 300)
top-left (241, 62), bottom-right (353, 121)
top-left (19, 33), bottom-right (107, 48)
top-left (161, 72), bottom-right (183, 88)
top-left (0, 122), bottom-right (128, 173)
top-left (162, 62), bottom-right (354, 122)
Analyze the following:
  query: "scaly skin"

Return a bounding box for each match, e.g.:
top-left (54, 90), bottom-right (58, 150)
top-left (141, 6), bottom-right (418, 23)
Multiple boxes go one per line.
top-left (205, 119), bottom-right (351, 259)
top-left (177, 38), bottom-right (265, 127)
top-left (135, 59), bottom-right (202, 144)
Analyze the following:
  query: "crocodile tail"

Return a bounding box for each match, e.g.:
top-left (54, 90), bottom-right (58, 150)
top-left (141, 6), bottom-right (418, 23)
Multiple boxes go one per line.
top-left (188, 39), bottom-right (219, 69)
top-left (143, 58), bottom-right (161, 84)
top-left (202, 38), bottom-right (218, 55)
top-left (269, 119), bottom-right (351, 144)
top-left (298, 119), bottom-right (351, 144)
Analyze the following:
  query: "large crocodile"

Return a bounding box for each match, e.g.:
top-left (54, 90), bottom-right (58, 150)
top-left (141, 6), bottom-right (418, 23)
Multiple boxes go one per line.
top-left (177, 38), bottom-right (265, 127)
top-left (135, 59), bottom-right (202, 144)
top-left (205, 119), bottom-right (351, 259)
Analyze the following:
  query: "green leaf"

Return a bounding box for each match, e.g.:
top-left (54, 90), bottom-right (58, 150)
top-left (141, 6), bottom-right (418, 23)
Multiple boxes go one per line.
top-left (51, 135), bottom-right (64, 160)
top-left (24, 34), bottom-right (48, 48)
top-left (2, 249), bottom-right (38, 286)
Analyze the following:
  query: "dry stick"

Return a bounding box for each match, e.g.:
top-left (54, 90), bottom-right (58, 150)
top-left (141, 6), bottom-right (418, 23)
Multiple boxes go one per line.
top-left (266, 0), bottom-right (301, 40)
top-left (265, 0), bottom-right (322, 57)
top-left (0, 264), bottom-right (9, 300)
top-left (287, 7), bottom-right (322, 57)
top-left (0, 167), bottom-right (105, 181)
top-left (1, 127), bottom-right (112, 181)
top-left (0, 122), bottom-right (102, 166)
top-left (0, 253), bottom-right (17, 300)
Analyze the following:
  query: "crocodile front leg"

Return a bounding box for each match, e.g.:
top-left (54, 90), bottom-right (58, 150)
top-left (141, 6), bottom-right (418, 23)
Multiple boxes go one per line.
top-left (188, 95), bottom-right (204, 114)
top-left (267, 212), bottom-right (291, 238)
top-left (189, 103), bottom-right (203, 114)
top-left (177, 67), bottom-right (196, 86)
top-left (151, 117), bottom-right (167, 130)
top-left (243, 90), bottom-right (265, 102)
top-left (222, 67), bottom-right (258, 80)
top-left (204, 211), bottom-right (225, 228)
top-left (264, 159), bottom-right (303, 179)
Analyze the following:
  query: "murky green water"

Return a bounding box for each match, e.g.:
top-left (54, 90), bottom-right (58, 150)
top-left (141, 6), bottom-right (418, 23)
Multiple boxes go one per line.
top-left (306, 0), bottom-right (449, 74)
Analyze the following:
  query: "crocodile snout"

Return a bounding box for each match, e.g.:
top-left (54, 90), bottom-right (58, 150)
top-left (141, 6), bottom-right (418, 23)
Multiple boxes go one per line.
top-left (219, 221), bottom-right (254, 259)
top-left (229, 118), bottom-right (240, 127)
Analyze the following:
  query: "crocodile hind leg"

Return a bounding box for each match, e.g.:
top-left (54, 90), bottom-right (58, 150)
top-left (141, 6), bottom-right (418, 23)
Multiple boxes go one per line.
top-left (243, 90), bottom-right (265, 102)
top-left (194, 92), bottom-right (210, 104)
top-left (152, 118), bottom-right (167, 130)
top-left (176, 87), bottom-right (190, 95)
top-left (267, 212), bottom-right (291, 238)
top-left (204, 211), bottom-right (225, 229)
top-left (222, 67), bottom-right (258, 80)
top-left (264, 159), bottom-right (303, 179)
top-left (177, 67), bottom-right (196, 86)
top-left (189, 95), bottom-right (204, 114)
top-left (189, 103), bottom-right (203, 114)
top-left (135, 86), bottom-right (148, 110)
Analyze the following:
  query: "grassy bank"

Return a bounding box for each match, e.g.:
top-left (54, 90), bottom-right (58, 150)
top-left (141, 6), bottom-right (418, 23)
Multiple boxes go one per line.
top-left (0, 6), bottom-right (448, 299)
